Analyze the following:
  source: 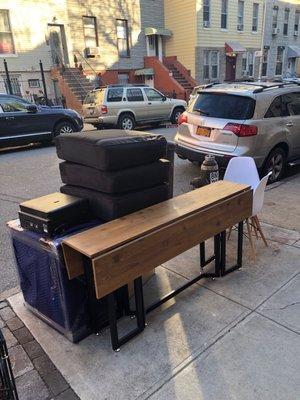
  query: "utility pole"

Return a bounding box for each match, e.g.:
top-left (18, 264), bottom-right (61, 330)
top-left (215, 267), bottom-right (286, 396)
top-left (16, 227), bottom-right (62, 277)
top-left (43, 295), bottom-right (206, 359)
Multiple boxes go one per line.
top-left (258, 0), bottom-right (267, 81)
top-left (39, 60), bottom-right (49, 105)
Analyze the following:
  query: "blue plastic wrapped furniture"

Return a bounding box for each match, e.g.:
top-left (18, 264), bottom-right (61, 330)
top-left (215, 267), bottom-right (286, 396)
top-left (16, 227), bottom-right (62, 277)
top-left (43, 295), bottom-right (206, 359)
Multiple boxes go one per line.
top-left (7, 219), bottom-right (109, 343)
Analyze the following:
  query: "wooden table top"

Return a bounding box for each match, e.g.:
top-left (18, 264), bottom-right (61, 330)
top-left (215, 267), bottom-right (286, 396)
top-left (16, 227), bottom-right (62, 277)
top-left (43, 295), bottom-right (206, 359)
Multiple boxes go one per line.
top-left (62, 180), bottom-right (250, 259)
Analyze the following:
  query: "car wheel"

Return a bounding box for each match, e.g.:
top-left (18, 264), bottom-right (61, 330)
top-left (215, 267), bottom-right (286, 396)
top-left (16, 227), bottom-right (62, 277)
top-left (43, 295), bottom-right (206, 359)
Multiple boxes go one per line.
top-left (118, 114), bottom-right (135, 130)
top-left (171, 108), bottom-right (184, 124)
top-left (263, 147), bottom-right (286, 183)
top-left (55, 121), bottom-right (76, 135)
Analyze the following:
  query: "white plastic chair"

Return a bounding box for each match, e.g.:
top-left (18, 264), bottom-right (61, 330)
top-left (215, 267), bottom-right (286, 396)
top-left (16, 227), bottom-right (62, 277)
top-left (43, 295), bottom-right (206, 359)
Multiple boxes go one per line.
top-left (224, 157), bottom-right (271, 258)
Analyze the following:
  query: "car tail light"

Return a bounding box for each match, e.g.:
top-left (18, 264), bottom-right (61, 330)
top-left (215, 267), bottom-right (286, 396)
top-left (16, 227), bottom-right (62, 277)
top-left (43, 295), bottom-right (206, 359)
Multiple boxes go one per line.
top-left (178, 113), bottom-right (188, 125)
top-left (100, 105), bottom-right (108, 114)
top-left (224, 123), bottom-right (257, 137)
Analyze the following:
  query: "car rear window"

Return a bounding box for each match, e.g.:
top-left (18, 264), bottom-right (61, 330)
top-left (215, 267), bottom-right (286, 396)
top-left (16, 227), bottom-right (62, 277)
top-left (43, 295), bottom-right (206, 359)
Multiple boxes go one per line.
top-left (83, 90), bottom-right (105, 104)
top-left (191, 93), bottom-right (255, 120)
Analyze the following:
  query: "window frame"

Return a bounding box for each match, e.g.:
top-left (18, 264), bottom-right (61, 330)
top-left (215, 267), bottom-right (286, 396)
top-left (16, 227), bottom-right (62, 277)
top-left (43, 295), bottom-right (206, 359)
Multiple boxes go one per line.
top-left (252, 3), bottom-right (259, 32)
top-left (0, 9), bottom-right (15, 55)
top-left (116, 19), bottom-right (130, 58)
top-left (275, 46), bottom-right (285, 76)
top-left (272, 7), bottom-right (279, 30)
top-left (221, 0), bottom-right (228, 29)
top-left (28, 79), bottom-right (40, 88)
top-left (82, 16), bottom-right (98, 48)
top-left (237, 0), bottom-right (245, 32)
top-left (295, 10), bottom-right (300, 33)
top-left (203, 0), bottom-right (211, 28)
top-left (210, 50), bottom-right (219, 79)
top-left (106, 87), bottom-right (124, 103)
top-left (0, 95), bottom-right (29, 113)
top-left (283, 8), bottom-right (290, 36)
top-left (262, 48), bottom-right (269, 77)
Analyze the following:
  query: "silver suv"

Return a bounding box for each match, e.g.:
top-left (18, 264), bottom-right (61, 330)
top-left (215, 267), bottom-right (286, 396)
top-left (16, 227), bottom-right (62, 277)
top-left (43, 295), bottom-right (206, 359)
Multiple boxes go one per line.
top-left (175, 82), bottom-right (300, 183)
top-left (83, 85), bottom-right (186, 130)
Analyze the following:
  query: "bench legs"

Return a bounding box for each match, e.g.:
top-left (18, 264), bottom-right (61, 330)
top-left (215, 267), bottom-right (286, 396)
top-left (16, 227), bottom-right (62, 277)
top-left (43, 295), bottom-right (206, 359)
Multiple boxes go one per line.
top-left (108, 277), bottom-right (146, 351)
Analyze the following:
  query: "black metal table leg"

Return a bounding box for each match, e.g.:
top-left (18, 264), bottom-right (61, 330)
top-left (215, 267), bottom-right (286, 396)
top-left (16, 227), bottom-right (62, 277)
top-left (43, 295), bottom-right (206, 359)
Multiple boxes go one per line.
top-left (107, 277), bottom-right (146, 351)
top-left (200, 242), bottom-right (206, 270)
top-left (237, 221), bottom-right (244, 268)
top-left (214, 234), bottom-right (221, 277)
top-left (220, 231), bottom-right (226, 276)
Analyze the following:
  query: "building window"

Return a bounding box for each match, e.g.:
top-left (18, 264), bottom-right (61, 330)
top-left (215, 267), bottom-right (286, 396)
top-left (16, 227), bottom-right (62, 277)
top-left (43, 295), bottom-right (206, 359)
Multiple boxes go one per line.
top-left (283, 8), bottom-right (290, 36)
top-left (203, 51), bottom-right (210, 79)
top-left (252, 3), bottom-right (259, 32)
top-left (276, 47), bottom-right (284, 75)
top-left (237, 1), bottom-right (244, 31)
top-left (0, 10), bottom-right (15, 54)
top-left (248, 52), bottom-right (254, 76)
top-left (118, 73), bottom-right (129, 85)
top-left (272, 7), bottom-right (279, 30)
top-left (2, 74), bottom-right (21, 95)
top-left (28, 79), bottom-right (40, 88)
top-left (82, 16), bottom-right (98, 48)
top-left (203, 50), bottom-right (219, 80)
top-left (203, 0), bottom-right (210, 28)
top-left (221, 0), bottom-right (228, 29)
top-left (242, 53), bottom-right (247, 75)
top-left (211, 51), bottom-right (219, 79)
top-left (262, 48), bottom-right (269, 77)
top-left (295, 10), bottom-right (300, 33)
top-left (116, 19), bottom-right (129, 57)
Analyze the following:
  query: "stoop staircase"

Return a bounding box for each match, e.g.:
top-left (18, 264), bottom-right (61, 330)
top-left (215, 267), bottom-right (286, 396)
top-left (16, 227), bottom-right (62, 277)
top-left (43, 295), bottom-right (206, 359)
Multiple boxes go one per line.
top-left (51, 67), bottom-right (95, 114)
top-left (167, 64), bottom-right (194, 93)
top-left (61, 68), bottom-right (95, 103)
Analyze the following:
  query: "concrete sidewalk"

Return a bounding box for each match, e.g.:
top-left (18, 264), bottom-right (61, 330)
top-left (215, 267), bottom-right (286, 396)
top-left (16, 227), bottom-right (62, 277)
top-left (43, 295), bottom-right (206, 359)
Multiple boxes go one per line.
top-left (6, 173), bottom-right (300, 400)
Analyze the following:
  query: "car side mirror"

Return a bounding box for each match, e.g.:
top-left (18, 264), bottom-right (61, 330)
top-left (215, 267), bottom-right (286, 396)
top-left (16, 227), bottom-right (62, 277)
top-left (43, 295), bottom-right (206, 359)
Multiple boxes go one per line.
top-left (26, 104), bottom-right (38, 113)
top-left (162, 96), bottom-right (167, 102)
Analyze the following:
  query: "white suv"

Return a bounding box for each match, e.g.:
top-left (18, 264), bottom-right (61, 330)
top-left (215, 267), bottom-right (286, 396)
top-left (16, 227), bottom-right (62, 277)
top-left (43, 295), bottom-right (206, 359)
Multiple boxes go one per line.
top-left (175, 82), bottom-right (300, 183)
top-left (83, 85), bottom-right (186, 130)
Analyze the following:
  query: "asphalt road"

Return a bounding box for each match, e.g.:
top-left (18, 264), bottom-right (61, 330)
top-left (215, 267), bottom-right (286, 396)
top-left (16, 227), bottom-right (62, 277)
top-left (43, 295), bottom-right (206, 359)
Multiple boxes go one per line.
top-left (0, 126), bottom-right (200, 294)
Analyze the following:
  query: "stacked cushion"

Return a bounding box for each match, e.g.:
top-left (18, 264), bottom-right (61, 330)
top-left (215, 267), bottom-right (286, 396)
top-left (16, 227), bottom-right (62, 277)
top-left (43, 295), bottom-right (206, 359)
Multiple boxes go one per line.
top-left (55, 130), bottom-right (172, 221)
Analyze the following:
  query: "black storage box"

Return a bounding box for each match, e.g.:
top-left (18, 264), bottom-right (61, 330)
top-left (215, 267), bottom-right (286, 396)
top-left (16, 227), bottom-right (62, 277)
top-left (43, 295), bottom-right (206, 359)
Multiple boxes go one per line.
top-left (55, 130), bottom-right (167, 171)
top-left (59, 159), bottom-right (171, 194)
top-left (19, 192), bottom-right (90, 237)
top-left (61, 183), bottom-right (169, 221)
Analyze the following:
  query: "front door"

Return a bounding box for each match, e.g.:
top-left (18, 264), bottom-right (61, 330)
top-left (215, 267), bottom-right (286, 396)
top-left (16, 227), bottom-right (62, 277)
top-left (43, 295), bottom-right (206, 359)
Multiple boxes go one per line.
top-left (147, 35), bottom-right (162, 61)
top-left (48, 24), bottom-right (69, 66)
top-left (287, 58), bottom-right (296, 76)
top-left (225, 56), bottom-right (236, 81)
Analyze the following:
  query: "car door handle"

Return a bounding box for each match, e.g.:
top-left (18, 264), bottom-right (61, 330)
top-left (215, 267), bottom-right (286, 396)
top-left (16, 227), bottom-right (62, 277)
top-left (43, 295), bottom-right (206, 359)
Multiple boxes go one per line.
top-left (148, 102), bottom-right (152, 105)
top-left (286, 122), bottom-right (294, 127)
top-left (5, 116), bottom-right (15, 120)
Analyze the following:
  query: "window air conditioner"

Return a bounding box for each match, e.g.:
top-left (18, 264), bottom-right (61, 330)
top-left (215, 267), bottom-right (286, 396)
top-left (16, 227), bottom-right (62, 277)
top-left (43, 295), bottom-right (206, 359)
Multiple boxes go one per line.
top-left (272, 28), bottom-right (279, 35)
top-left (84, 47), bottom-right (100, 58)
top-left (203, 21), bottom-right (210, 28)
top-left (294, 30), bottom-right (299, 36)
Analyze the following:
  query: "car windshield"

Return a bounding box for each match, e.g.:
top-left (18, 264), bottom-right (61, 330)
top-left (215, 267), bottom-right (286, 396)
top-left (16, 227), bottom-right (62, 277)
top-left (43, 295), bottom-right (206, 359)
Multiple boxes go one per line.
top-left (191, 92), bottom-right (255, 120)
top-left (83, 90), bottom-right (105, 104)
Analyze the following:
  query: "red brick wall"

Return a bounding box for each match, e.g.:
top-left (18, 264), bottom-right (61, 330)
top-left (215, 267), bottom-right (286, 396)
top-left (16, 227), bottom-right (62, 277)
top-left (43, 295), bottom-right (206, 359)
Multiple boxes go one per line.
top-left (51, 68), bottom-right (83, 114)
top-left (144, 56), bottom-right (186, 100)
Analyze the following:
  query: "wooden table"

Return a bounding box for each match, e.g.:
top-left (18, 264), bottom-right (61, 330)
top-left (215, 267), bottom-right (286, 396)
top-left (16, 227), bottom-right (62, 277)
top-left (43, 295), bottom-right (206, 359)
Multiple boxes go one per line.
top-left (62, 181), bottom-right (252, 350)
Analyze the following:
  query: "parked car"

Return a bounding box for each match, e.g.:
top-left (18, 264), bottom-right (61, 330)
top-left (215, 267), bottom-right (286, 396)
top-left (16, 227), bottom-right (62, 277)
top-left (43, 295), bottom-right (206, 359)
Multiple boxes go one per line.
top-left (0, 94), bottom-right (83, 148)
top-left (82, 84), bottom-right (186, 130)
top-left (175, 82), bottom-right (300, 183)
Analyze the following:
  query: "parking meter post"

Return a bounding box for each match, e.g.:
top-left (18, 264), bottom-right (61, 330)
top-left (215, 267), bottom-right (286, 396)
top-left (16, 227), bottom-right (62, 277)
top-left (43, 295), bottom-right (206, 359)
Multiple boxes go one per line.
top-left (39, 60), bottom-right (49, 106)
top-left (3, 59), bottom-right (13, 95)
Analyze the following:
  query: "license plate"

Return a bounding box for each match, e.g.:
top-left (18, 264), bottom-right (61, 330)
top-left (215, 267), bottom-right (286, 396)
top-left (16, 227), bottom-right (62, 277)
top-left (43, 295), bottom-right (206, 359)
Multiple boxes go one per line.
top-left (196, 126), bottom-right (211, 137)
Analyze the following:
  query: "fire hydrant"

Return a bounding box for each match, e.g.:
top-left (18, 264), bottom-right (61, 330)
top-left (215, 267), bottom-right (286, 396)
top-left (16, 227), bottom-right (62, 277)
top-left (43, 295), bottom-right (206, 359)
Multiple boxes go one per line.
top-left (190, 155), bottom-right (219, 189)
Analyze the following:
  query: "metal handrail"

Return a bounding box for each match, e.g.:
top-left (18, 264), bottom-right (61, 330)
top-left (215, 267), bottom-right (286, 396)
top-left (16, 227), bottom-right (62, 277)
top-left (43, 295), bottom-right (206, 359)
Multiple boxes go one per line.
top-left (74, 50), bottom-right (97, 77)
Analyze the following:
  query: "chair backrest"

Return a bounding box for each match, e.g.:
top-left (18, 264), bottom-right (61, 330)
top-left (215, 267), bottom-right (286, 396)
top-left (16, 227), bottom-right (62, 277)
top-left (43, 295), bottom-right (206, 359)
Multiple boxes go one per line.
top-left (252, 172), bottom-right (272, 216)
top-left (224, 157), bottom-right (260, 189)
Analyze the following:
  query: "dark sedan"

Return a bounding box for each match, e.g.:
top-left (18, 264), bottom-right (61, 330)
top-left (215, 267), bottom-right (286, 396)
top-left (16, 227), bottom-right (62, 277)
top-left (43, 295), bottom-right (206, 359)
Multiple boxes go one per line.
top-left (0, 94), bottom-right (83, 148)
